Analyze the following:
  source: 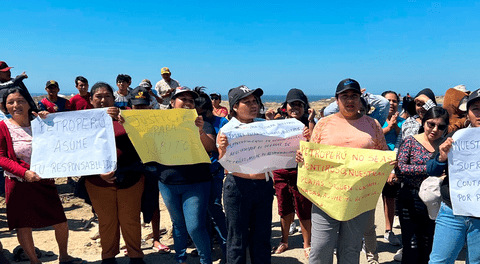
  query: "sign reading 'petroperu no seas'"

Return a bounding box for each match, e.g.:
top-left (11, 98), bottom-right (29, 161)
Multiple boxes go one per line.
top-left (297, 141), bottom-right (395, 221)
top-left (30, 109), bottom-right (117, 178)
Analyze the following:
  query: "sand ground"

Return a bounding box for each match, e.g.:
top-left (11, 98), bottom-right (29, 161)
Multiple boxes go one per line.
top-left (0, 177), bottom-right (466, 264)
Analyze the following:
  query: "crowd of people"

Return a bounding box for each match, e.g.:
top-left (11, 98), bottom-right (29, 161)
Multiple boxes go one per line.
top-left (0, 60), bottom-right (478, 264)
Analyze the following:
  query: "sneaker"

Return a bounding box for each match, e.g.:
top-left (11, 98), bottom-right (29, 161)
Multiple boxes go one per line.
top-left (384, 230), bottom-right (401, 246)
top-left (289, 222), bottom-right (297, 235)
top-left (393, 248), bottom-right (403, 262)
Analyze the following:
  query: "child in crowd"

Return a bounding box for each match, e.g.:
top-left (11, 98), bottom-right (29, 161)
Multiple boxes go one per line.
top-left (115, 74), bottom-right (132, 109)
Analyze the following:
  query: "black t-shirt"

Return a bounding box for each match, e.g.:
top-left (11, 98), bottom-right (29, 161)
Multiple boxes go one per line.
top-left (156, 121), bottom-right (213, 185)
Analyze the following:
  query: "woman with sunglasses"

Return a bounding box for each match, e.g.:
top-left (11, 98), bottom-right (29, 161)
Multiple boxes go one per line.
top-left (210, 93), bottom-right (228, 118)
top-left (396, 106), bottom-right (449, 264)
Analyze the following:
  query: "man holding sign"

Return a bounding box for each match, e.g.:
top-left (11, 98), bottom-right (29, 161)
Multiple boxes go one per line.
top-left (296, 79), bottom-right (394, 263)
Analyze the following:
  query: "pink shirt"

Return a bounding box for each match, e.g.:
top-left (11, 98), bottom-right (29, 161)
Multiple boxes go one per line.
top-left (311, 113), bottom-right (387, 150)
top-left (4, 119), bottom-right (32, 179)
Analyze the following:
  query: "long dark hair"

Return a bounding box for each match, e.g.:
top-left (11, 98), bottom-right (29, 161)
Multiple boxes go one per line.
top-left (419, 106), bottom-right (449, 135)
top-left (90, 82), bottom-right (114, 98)
top-left (2, 87), bottom-right (35, 120)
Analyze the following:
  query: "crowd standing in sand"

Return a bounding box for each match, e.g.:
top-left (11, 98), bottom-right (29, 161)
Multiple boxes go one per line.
top-left (0, 60), bottom-right (478, 264)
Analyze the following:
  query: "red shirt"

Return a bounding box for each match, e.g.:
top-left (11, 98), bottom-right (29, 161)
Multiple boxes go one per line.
top-left (69, 93), bottom-right (93, 110)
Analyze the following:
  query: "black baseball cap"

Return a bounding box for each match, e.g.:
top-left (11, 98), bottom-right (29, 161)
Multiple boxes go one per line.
top-left (127, 86), bottom-right (151, 106)
top-left (336, 78), bottom-right (361, 95)
top-left (467, 88), bottom-right (480, 110)
top-left (285, 88), bottom-right (308, 106)
top-left (228, 85), bottom-right (263, 108)
top-left (45, 80), bottom-right (59, 88)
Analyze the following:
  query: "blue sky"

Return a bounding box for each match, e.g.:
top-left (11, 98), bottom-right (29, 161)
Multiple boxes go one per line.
top-left (3, 0), bottom-right (480, 98)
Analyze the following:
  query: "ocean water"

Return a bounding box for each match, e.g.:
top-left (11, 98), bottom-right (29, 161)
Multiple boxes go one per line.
top-left (31, 93), bottom-right (332, 103)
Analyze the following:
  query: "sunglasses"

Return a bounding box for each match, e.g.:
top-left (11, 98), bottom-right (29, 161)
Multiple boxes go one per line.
top-left (211, 97), bottom-right (219, 100)
top-left (426, 121), bottom-right (447, 131)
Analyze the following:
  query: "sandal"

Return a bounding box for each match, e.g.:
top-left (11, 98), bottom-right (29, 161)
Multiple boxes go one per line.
top-left (274, 242), bottom-right (289, 254)
top-left (304, 247), bottom-right (311, 259)
top-left (152, 244), bottom-right (171, 254)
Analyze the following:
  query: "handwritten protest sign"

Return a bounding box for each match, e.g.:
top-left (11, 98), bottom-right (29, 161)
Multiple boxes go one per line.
top-left (121, 109), bottom-right (210, 165)
top-left (219, 119), bottom-right (304, 174)
top-left (297, 141), bottom-right (395, 221)
top-left (30, 109), bottom-right (117, 178)
top-left (448, 127), bottom-right (480, 217)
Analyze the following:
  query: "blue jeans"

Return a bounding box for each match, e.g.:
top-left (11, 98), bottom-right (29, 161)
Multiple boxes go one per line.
top-left (429, 202), bottom-right (480, 264)
top-left (158, 181), bottom-right (212, 264)
top-left (223, 174), bottom-right (274, 264)
top-left (207, 177), bottom-right (227, 258)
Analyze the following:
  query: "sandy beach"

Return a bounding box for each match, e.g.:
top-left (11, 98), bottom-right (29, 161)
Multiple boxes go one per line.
top-left (0, 176), bottom-right (466, 264)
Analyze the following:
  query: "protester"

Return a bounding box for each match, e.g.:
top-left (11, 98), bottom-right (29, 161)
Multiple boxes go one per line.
top-left (323, 88), bottom-right (390, 126)
top-left (427, 88), bottom-right (480, 264)
top-left (138, 79), bottom-right (162, 109)
top-left (38, 80), bottom-right (71, 113)
top-left (195, 87), bottom-right (229, 261)
top-left (269, 88), bottom-right (314, 259)
top-left (125, 86), bottom-right (171, 254)
top-left (0, 87), bottom-right (83, 264)
top-left (155, 67), bottom-right (180, 110)
top-left (381, 91), bottom-right (403, 247)
top-left (210, 93), bottom-right (228, 117)
top-left (156, 86), bottom-right (215, 264)
top-left (0, 61), bottom-right (38, 112)
top-left (395, 88), bottom-right (437, 149)
top-left (396, 106), bottom-right (449, 264)
top-left (296, 78), bottom-right (389, 263)
top-left (114, 74), bottom-right (132, 109)
top-left (69, 76), bottom-right (93, 110)
top-left (216, 85), bottom-right (274, 264)
top-left (84, 82), bottom-right (146, 264)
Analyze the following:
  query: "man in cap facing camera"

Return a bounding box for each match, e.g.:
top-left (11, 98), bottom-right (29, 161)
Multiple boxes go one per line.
top-left (155, 67), bottom-right (180, 110)
top-left (38, 80), bottom-right (71, 113)
top-left (0, 61), bottom-right (38, 112)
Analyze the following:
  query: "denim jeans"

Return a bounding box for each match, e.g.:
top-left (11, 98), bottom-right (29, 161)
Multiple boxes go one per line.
top-left (207, 176), bottom-right (227, 258)
top-left (158, 181), bottom-right (212, 264)
top-left (398, 186), bottom-right (435, 264)
top-left (429, 202), bottom-right (480, 264)
top-left (223, 174), bottom-right (274, 264)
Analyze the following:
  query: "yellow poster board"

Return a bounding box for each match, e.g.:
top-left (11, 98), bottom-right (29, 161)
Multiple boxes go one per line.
top-left (297, 141), bottom-right (395, 221)
top-left (121, 109), bottom-right (211, 165)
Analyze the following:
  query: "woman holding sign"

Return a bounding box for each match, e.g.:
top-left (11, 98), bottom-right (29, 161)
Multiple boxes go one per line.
top-left (156, 86), bottom-right (216, 264)
top-left (296, 79), bottom-right (389, 263)
top-left (269, 88), bottom-right (315, 259)
top-left (396, 106), bottom-right (449, 264)
top-left (426, 90), bottom-right (480, 264)
top-left (0, 87), bottom-right (83, 264)
top-left (217, 85), bottom-right (275, 264)
top-left (84, 82), bottom-right (146, 264)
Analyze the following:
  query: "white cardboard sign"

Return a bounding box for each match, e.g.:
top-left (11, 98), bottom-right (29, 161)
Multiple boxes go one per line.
top-left (30, 109), bottom-right (117, 178)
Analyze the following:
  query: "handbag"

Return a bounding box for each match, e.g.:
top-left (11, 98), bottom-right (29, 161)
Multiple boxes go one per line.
top-left (419, 175), bottom-right (446, 220)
